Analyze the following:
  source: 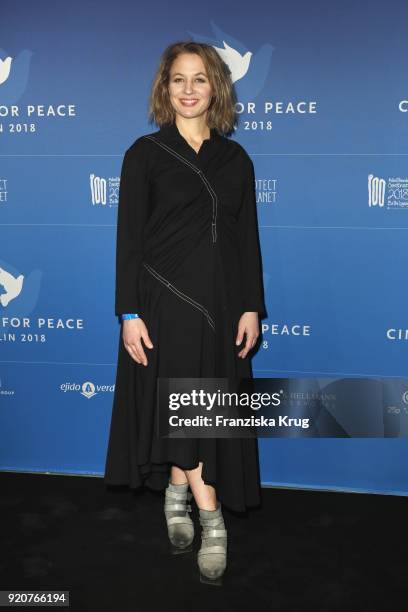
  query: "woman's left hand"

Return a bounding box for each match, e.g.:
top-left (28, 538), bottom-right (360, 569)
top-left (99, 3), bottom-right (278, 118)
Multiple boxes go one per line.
top-left (235, 312), bottom-right (259, 358)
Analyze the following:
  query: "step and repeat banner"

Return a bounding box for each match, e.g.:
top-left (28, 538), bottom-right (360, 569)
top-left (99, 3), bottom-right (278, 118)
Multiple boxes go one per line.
top-left (1, 0), bottom-right (408, 495)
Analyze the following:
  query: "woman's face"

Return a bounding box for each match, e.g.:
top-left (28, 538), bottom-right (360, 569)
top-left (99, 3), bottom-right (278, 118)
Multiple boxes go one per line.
top-left (168, 53), bottom-right (212, 121)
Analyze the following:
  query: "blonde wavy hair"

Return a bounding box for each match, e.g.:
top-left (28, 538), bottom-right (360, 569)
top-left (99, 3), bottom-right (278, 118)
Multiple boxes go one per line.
top-left (148, 41), bottom-right (237, 135)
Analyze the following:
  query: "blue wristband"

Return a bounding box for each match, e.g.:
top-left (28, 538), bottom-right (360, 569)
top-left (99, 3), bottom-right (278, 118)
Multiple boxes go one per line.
top-left (121, 313), bottom-right (140, 320)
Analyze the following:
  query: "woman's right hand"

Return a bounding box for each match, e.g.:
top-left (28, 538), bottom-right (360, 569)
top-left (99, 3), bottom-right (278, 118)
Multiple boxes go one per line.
top-left (122, 318), bottom-right (154, 366)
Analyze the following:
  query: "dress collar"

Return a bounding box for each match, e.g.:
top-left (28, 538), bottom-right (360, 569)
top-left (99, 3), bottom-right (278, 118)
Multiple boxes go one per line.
top-left (153, 120), bottom-right (226, 169)
top-left (157, 120), bottom-right (221, 146)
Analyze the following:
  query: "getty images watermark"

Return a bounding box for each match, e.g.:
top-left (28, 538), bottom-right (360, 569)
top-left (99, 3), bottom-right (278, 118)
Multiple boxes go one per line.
top-left (156, 376), bottom-right (408, 439)
top-left (157, 377), bottom-right (310, 439)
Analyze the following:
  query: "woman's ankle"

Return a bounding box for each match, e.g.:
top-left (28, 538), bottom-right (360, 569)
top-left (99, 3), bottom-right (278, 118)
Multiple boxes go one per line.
top-left (198, 500), bottom-right (219, 512)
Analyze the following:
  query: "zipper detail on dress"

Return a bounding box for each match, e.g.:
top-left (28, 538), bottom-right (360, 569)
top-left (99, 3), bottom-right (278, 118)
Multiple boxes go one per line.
top-left (143, 135), bottom-right (218, 244)
top-left (142, 262), bottom-right (215, 332)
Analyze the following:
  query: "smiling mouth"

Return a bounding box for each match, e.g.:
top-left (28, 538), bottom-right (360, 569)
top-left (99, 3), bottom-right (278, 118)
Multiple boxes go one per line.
top-left (180, 99), bottom-right (199, 106)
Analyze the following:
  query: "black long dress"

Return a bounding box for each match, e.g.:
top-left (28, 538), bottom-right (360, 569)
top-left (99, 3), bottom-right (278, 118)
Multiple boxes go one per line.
top-left (104, 120), bottom-right (267, 513)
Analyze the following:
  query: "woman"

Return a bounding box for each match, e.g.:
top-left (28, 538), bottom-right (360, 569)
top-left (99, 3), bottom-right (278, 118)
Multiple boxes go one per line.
top-left (104, 41), bottom-right (267, 584)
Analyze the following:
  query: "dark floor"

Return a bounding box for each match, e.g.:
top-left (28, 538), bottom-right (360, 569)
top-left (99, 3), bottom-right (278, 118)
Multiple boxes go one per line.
top-left (0, 472), bottom-right (405, 611)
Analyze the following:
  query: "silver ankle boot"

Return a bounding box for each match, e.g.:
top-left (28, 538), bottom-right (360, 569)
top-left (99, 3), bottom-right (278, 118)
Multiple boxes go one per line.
top-left (197, 501), bottom-right (227, 584)
top-left (164, 479), bottom-right (194, 553)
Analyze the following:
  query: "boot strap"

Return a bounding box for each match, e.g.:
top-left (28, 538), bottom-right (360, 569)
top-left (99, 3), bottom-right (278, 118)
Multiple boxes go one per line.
top-left (165, 502), bottom-right (192, 512)
top-left (198, 545), bottom-right (227, 556)
top-left (167, 516), bottom-right (193, 526)
top-left (201, 528), bottom-right (227, 539)
top-left (165, 489), bottom-right (191, 501)
top-left (199, 516), bottom-right (224, 527)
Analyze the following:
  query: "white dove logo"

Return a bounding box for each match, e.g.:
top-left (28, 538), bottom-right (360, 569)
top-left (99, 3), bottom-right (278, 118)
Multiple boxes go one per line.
top-left (0, 57), bottom-right (12, 85)
top-left (213, 41), bottom-right (252, 83)
top-left (0, 266), bottom-right (24, 307)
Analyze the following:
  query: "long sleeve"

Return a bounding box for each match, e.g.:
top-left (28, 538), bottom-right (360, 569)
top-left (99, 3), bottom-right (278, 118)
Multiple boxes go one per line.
top-left (114, 140), bottom-right (149, 316)
top-left (237, 152), bottom-right (267, 319)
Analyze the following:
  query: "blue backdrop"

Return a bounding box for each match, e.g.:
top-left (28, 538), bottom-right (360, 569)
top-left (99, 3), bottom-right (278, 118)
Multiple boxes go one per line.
top-left (1, 0), bottom-right (408, 495)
